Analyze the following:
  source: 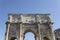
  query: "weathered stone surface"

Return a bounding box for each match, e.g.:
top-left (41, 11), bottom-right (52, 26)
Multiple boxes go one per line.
top-left (54, 29), bottom-right (60, 40)
top-left (5, 14), bottom-right (55, 40)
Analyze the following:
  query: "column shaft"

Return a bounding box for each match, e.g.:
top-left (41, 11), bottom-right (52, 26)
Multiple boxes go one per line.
top-left (38, 23), bottom-right (41, 40)
top-left (20, 23), bottom-right (23, 40)
top-left (50, 24), bottom-right (55, 40)
top-left (6, 23), bottom-right (10, 40)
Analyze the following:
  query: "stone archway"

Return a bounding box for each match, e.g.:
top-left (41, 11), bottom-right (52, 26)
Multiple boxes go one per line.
top-left (23, 29), bottom-right (36, 40)
top-left (5, 14), bottom-right (55, 40)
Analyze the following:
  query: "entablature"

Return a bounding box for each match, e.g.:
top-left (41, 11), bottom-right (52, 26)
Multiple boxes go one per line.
top-left (6, 14), bottom-right (52, 25)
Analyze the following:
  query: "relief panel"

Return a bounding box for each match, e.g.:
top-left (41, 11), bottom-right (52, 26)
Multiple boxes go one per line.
top-left (22, 24), bottom-right (38, 34)
top-left (9, 23), bottom-right (20, 35)
top-left (40, 24), bottom-right (51, 35)
top-left (22, 24), bottom-right (37, 28)
top-left (22, 15), bottom-right (36, 24)
top-left (37, 15), bottom-right (50, 23)
top-left (11, 15), bottom-right (21, 23)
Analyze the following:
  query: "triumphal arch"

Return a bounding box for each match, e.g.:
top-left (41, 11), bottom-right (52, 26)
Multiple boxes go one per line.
top-left (5, 14), bottom-right (55, 40)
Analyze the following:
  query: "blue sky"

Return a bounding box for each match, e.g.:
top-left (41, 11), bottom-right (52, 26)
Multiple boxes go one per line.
top-left (0, 0), bottom-right (60, 40)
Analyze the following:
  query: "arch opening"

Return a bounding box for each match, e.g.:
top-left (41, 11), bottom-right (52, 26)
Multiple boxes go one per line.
top-left (24, 32), bottom-right (35, 40)
top-left (10, 37), bottom-right (17, 40)
top-left (56, 38), bottom-right (60, 40)
top-left (43, 37), bottom-right (50, 40)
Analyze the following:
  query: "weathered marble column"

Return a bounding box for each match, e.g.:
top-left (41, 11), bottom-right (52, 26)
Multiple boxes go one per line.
top-left (50, 23), bottom-right (55, 40)
top-left (37, 23), bottom-right (41, 40)
top-left (5, 22), bottom-right (10, 40)
top-left (36, 15), bottom-right (41, 40)
top-left (19, 23), bottom-right (23, 40)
